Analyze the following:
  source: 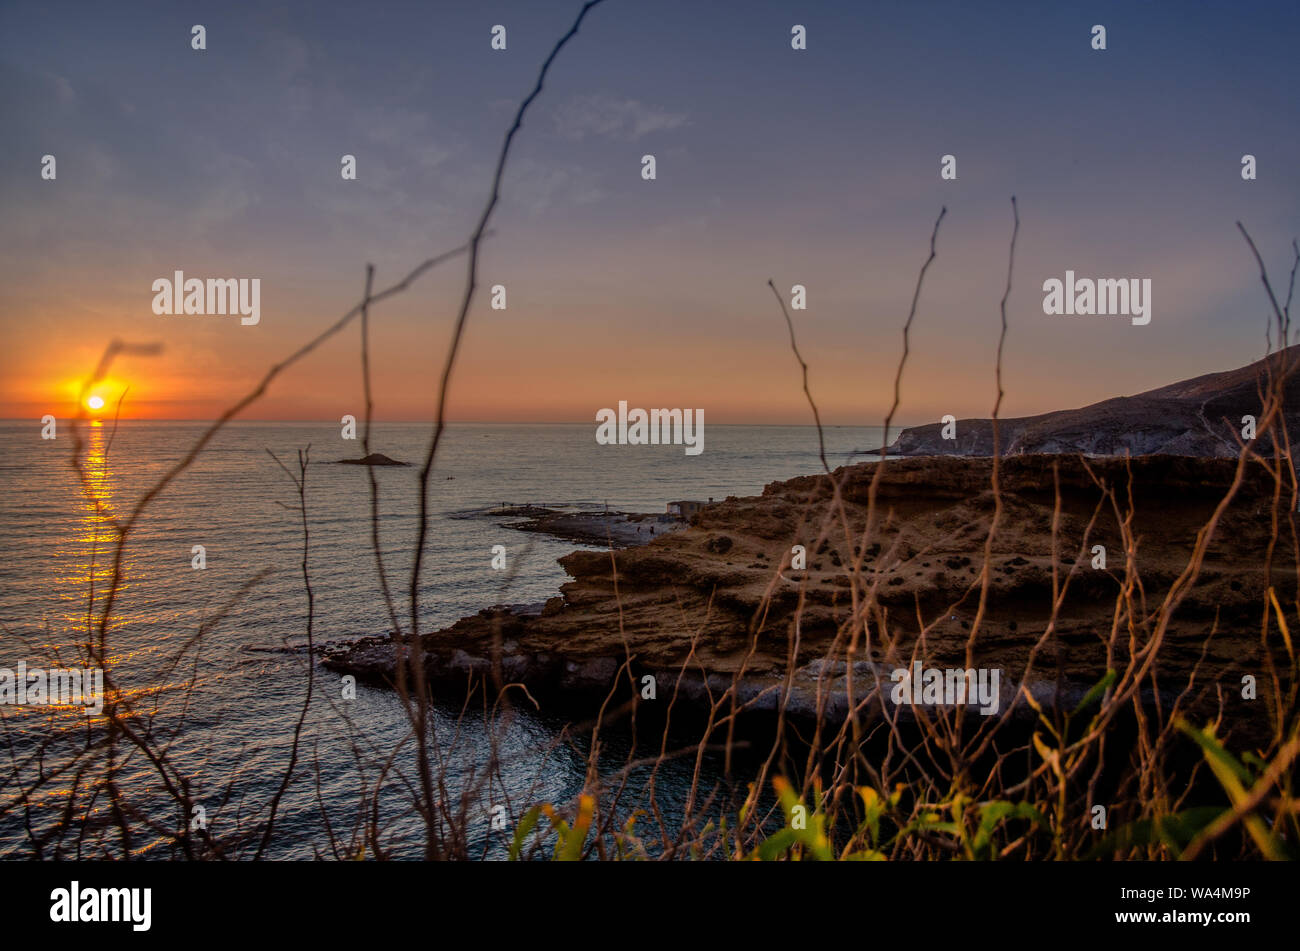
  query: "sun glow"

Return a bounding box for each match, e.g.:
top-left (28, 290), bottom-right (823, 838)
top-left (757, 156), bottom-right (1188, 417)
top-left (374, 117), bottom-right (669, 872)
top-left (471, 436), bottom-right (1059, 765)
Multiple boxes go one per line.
top-left (86, 394), bottom-right (105, 411)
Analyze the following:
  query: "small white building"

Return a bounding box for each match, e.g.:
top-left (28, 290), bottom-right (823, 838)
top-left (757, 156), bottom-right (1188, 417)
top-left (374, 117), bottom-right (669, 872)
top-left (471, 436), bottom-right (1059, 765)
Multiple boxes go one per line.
top-left (666, 499), bottom-right (710, 520)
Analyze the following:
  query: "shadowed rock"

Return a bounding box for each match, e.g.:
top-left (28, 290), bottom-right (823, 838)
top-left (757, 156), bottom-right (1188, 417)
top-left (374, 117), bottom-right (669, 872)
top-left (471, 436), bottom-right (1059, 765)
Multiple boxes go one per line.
top-left (874, 347), bottom-right (1300, 458)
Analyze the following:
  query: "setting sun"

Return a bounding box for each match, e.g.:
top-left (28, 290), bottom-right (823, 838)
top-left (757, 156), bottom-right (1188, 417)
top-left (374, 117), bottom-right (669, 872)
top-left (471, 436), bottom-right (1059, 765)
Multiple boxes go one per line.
top-left (86, 395), bottom-right (105, 411)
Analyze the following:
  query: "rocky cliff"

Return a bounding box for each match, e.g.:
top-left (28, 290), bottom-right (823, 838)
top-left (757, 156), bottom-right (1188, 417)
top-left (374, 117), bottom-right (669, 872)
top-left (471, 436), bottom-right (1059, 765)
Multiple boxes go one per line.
top-left (882, 347), bottom-right (1300, 457)
top-left (323, 453), bottom-right (1292, 728)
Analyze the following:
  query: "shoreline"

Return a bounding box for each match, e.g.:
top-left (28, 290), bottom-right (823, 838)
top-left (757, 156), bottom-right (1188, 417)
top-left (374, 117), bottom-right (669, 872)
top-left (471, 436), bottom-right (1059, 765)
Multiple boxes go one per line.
top-left (495, 505), bottom-right (688, 549)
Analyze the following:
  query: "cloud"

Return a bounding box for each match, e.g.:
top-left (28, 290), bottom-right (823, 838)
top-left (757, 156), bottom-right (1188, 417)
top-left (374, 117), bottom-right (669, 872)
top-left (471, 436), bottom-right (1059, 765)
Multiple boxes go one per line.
top-left (48, 71), bottom-right (75, 107)
top-left (503, 158), bottom-right (605, 214)
top-left (552, 94), bottom-right (686, 141)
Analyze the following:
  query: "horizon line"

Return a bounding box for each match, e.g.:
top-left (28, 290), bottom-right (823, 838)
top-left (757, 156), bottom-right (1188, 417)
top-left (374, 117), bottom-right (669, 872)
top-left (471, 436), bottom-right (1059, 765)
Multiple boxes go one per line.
top-left (0, 416), bottom-right (897, 428)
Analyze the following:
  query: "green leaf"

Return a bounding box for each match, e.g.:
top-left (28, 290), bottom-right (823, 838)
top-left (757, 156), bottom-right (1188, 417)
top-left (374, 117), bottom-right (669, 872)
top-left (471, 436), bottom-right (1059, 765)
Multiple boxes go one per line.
top-left (508, 805), bottom-right (542, 862)
top-left (756, 827), bottom-right (800, 861)
top-left (1071, 669), bottom-right (1117, 718)
top-left (1085, 806), bottom-right (1222, 858)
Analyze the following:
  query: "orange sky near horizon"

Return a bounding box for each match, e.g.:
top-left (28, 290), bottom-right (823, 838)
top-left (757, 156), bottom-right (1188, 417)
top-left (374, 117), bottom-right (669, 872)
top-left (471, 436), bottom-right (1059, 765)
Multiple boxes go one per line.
top-left (2, 227), bottom-right (1289, 429)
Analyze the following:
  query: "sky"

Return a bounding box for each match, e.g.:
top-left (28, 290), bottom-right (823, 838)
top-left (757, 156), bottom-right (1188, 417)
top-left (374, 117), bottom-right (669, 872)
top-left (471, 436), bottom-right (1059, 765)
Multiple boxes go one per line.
top-left (1, 0), bottom-right (1298, 424)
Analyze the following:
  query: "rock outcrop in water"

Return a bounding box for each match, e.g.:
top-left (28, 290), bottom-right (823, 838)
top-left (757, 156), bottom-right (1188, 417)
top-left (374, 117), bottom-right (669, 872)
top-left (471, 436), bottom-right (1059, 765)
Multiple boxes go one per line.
top-left (879, 347), bottom-right (1300, 458)
top-left (507, 508), bottom-right (686, 548)
top-left (335, 453), bottom-right (410, 466)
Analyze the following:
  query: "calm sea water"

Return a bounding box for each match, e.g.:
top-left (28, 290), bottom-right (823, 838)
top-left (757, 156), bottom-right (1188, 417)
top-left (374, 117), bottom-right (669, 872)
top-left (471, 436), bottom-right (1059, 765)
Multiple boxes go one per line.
top-left (0, 420), bottom-right (882, 858)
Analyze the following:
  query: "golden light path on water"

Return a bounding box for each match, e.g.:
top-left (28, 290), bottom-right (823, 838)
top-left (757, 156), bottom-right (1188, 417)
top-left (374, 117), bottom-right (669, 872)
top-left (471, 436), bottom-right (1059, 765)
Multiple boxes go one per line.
top-left (6, 419), bottom-right (184, 851)
top-left (45, 421), bottom-right (171, 725)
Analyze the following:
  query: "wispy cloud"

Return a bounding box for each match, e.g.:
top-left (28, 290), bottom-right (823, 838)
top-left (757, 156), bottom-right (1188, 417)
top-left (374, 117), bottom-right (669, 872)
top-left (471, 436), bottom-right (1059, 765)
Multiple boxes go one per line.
top-left (504, 157), bottom-right (606, 214)
top-left (552, 93), bottom-right (686, 141)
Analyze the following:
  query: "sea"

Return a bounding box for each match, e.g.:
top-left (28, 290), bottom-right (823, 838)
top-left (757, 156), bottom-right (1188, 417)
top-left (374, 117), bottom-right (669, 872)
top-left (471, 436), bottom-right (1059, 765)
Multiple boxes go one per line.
top-left (0, 420), bottom-right (884, 858)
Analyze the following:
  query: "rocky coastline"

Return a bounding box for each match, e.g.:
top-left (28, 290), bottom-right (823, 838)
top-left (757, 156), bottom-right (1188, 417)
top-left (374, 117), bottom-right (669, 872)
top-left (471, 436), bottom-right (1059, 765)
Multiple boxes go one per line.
top-left (321, 350), bottom-right (1297, 733)
top-left (323, 452), bottom-right (1288, 731)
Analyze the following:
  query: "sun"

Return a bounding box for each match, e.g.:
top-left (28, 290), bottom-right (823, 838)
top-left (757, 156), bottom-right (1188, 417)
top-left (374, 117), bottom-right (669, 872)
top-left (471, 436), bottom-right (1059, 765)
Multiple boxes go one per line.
top-left (86, 395), bottom-right (105, 412)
